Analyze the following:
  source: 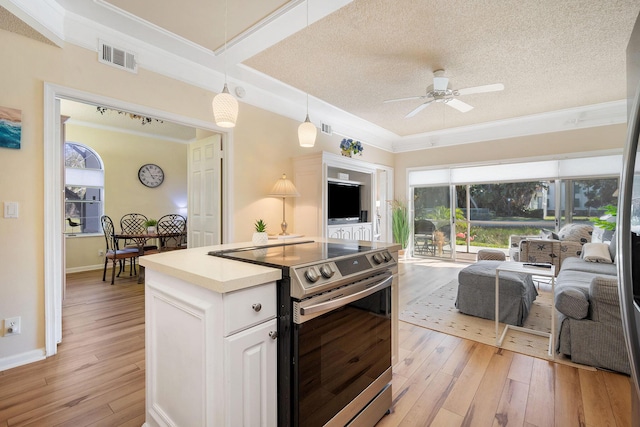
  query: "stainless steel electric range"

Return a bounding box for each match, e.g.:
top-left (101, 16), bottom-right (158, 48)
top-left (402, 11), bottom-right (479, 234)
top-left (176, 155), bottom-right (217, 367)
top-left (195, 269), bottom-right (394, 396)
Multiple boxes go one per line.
top-left (209, 240), bottom-right (397, 427)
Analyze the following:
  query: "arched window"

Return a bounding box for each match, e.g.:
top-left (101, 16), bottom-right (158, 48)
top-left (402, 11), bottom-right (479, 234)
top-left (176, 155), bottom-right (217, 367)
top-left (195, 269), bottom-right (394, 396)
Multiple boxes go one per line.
top-left (64, 142), bottom-right (104, 235)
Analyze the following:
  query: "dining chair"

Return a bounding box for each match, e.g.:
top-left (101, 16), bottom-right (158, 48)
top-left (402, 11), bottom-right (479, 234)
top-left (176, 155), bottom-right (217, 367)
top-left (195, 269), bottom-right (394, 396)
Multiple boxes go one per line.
top-left (414, 219), bottom-right (436, 256)
top-left (157, 214), bottom-right (187, 251)
top-left (101, 215), bottom-right (139, 285)
top-left (120, 212), bottom-right (158, 251)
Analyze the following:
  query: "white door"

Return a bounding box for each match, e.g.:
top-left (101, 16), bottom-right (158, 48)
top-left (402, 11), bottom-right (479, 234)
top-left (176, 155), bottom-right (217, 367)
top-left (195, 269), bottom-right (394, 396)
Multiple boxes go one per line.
top-left (225, 318), bottom-right (278, 427)
top-left (189, 134), bottom-right (222, 247)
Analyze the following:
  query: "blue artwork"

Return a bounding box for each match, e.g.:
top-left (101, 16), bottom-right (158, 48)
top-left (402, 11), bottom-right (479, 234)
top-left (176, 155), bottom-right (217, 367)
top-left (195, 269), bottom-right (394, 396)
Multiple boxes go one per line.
top-left (0, 107), bottom-right (22, 150)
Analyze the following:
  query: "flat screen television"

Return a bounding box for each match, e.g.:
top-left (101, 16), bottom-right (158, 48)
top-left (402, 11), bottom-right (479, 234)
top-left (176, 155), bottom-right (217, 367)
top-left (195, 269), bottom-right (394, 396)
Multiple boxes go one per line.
top-left (328, 181), bottom-right (361, 223)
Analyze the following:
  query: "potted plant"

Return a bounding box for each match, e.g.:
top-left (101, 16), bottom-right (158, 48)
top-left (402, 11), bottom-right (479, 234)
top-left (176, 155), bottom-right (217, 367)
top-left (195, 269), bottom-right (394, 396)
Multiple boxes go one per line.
top-left (252, 219), bottom-right (269, 245)
top-left (390, 200), bottom-right (410, 256)
top-left (143, 219), bottom-right (158, 234)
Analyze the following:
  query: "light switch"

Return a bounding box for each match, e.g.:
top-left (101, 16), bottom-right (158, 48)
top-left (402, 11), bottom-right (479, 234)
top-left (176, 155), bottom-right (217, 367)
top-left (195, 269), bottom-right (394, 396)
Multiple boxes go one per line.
top-left (4, 202), bottom-right (18, 218)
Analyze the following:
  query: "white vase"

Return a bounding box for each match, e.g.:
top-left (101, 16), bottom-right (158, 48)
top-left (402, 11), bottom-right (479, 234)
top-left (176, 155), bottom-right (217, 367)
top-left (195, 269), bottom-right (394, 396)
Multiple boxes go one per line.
top-left (252, 232), bottom-right (268, 245)
top-left (147, 226), bottom-right (157, 234)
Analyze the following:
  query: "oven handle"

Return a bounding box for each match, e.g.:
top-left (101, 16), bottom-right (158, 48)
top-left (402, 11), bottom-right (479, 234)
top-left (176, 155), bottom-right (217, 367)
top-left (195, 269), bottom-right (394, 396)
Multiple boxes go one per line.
top-left (300, 273), bottom-right (392, 316)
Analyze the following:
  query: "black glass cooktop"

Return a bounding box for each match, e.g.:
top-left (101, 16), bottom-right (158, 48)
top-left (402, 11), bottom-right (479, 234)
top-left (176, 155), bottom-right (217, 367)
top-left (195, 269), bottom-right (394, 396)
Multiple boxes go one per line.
top-left (208, 240), bottom-right (373, 268)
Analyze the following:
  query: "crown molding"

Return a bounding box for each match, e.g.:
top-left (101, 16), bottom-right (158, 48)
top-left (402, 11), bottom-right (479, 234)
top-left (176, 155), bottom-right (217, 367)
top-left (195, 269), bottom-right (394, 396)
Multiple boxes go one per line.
top-left (2, 0), bottom-right (65, 46)
top-left (392, 100), bottom-right (627, 153)
top-left (14, 0), bottom-right (628, 155)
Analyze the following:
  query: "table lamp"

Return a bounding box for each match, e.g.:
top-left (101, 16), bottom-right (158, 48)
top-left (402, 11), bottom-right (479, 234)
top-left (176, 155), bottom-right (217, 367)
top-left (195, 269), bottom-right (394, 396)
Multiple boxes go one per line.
top-left (269, 173), bottom-right (300, 235)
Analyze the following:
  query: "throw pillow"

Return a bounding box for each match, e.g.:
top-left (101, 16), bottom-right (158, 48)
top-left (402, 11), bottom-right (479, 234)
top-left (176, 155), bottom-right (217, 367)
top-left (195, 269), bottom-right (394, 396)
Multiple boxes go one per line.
top-left (609, 232), bottom-right (617, 262)
top-left (582, 242), bottom-right (613, 264)
top-left (557, 223), bottom-right (593, 244)
top-left (540, 228), bottom-right (559, 240)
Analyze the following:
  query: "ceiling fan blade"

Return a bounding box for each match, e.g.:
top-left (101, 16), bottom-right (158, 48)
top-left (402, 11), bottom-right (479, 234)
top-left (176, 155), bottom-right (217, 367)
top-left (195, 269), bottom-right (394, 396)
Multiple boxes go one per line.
top-left (405, 100), bottom-right (435, 118)
top-left (456, 83), bottom-right (504, 96)
top-left (383, 95), bottom-right (426, 103)
top-left (446, 99), bottom-right (474, 113)
top-left (433, 76), bottom-right (449, 91)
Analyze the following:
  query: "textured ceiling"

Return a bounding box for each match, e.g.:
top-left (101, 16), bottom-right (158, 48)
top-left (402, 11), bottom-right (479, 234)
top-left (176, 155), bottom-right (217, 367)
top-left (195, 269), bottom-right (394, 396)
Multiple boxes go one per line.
top-left (0, 6), bottom-right (56, 46)
top-left (245, 0), bottom-right (640, 136)
top-left (3, 0), bottom-right (640, 141)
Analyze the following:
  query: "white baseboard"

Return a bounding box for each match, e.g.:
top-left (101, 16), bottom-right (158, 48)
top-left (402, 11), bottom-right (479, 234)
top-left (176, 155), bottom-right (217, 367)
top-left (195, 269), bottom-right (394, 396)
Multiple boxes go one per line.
top-left (0, 348), bottom-right (46, 372)
top-left (65, 264), bottom-right (104, 274)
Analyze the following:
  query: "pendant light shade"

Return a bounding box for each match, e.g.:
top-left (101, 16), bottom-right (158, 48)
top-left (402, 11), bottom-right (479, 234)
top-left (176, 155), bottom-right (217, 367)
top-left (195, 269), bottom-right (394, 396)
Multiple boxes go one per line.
top-left (298, 113), bottom-right (317, 147)
top-left (212, 0), bottom-right (238, 128)
top-left (212, 83), bottom-right (238, 128)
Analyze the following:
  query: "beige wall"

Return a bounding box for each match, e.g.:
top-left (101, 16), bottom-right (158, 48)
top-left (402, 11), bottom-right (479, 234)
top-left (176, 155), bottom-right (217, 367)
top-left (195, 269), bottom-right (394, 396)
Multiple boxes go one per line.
top-left (0, 29), bottom-right (393, 365)
top-left (64, 123), bottom-right (188, 271)
top-left (0, 26), bottom-right (624, 368)
top-left (229, 102), bottom-right (394, 242)
top-left (393, 125), bottom-right (627, 198)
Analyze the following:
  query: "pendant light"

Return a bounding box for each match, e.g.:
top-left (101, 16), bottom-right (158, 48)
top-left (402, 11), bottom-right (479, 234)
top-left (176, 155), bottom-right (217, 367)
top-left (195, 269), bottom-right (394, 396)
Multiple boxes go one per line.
top-left (212, 0), bottom-right (238, 128)
top-left (298, 1), bottom-right (316, 147)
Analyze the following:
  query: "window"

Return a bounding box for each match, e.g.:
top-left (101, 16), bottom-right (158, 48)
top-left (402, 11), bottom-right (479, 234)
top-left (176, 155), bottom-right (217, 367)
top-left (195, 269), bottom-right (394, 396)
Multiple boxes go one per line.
top-left (64, 142), bottom-right (104, 234)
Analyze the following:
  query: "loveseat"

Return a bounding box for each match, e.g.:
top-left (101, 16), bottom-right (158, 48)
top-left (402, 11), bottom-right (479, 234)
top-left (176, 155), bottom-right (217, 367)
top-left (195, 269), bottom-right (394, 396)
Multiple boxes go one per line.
top-left (554, 234), bottom-right (630, 374)
top-left (509, 223), bottom-right (594, 275)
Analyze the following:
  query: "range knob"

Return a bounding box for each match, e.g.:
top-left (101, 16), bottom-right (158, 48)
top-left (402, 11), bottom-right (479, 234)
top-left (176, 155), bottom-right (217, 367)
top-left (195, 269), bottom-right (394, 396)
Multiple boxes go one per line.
top-left (382, 251), bottom-right (392, 262)
top-left (320, 264), bottom-right (335, 278)
top-left (372, 252), bottom-right (384, 264)
top-left (304, 268), bottom-right (320, 283)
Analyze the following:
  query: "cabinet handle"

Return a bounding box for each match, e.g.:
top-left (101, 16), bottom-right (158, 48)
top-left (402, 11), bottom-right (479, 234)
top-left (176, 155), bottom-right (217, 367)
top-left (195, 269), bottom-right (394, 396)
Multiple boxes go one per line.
top-left (269, 331), bottom-right (278, 340)
top-left (252, 303), bottom-right (262, 312)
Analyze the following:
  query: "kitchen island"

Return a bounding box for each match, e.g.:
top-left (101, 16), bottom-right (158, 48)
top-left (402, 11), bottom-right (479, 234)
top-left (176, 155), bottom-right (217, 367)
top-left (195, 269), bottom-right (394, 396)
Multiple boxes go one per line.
top-left (139, 238), bottom-right (399, 427)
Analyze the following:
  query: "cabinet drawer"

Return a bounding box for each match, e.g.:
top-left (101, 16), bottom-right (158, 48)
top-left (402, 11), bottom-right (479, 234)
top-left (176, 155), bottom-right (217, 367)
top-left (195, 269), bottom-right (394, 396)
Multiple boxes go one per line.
top-left (224, 282), bottom-right (276, 336)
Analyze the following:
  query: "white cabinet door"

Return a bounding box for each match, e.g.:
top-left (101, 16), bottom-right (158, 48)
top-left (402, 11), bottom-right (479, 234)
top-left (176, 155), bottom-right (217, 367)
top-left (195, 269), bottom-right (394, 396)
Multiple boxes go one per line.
top-left (353, 223), bottom-right (372, 241)
top-left (226, 318), bottom-right (278, 427)
top-left (328, 225), bottom-right (352, 239)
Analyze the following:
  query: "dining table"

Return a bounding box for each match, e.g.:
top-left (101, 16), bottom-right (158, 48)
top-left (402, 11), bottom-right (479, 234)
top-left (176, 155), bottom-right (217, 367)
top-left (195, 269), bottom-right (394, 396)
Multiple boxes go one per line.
top-left (114, 230), bottom-right (186, 283)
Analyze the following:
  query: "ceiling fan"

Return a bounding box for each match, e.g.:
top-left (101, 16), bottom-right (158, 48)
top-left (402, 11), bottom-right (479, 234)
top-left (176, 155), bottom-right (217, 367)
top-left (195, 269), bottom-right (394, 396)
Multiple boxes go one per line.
top-left (384, 69), bottom-right (504, 118)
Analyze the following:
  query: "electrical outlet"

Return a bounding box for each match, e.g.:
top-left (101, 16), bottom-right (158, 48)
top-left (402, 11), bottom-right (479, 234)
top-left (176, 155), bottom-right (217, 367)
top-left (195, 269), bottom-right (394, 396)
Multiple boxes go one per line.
top-left (98, 249), bottom-right (104, 257)
top-left (4, 317), bottom-right (20, 336)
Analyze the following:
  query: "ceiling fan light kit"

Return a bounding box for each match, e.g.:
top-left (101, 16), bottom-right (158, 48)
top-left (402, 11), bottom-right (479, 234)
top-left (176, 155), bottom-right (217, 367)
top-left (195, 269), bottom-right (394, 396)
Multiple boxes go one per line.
top-left (385, 69), bottom-right (504, 119)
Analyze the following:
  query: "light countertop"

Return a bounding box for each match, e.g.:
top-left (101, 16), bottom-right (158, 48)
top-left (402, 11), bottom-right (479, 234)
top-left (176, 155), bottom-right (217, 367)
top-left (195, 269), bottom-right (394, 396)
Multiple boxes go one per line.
top-left (139, 237), bottom-right (400, 294)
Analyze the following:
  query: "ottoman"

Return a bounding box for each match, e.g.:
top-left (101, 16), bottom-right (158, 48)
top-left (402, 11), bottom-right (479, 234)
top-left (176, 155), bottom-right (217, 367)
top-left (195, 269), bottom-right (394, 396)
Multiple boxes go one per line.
top-left (476, 249), bottom-right (506, 261)
top-left (455, 260), bottom-right (538, 326)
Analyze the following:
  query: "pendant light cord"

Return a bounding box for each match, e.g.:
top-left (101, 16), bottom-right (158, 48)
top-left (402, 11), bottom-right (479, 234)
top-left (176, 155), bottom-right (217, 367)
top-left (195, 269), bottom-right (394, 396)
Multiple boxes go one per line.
top-left (305, 0), bottom-right (309, 116)
top-left (223, 0), bottom-right (228, 82)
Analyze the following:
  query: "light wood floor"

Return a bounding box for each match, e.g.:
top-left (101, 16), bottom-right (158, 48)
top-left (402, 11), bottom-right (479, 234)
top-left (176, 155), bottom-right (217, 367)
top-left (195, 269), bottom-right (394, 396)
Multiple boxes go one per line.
top-left (0, 259), bottom-right (633, 426)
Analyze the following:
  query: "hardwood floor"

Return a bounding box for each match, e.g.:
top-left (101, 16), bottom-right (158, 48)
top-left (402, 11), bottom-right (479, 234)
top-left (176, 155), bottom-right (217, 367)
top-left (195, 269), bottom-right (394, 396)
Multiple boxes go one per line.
top-left (0, 271), bottom-right (145, 427)
top-left (0, 259), bottom-right (632, 426)
top-left (379, 258), bottom-right (632, 427)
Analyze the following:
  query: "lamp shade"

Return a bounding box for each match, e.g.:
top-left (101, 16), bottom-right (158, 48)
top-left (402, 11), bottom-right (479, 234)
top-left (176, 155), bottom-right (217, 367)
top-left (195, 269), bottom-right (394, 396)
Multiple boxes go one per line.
top-left (212, 83), bottom-right (238, 128)
top-left (298, 114), bottom-right (317, 148)
top-left (269, 173), bottom-right (300, 198)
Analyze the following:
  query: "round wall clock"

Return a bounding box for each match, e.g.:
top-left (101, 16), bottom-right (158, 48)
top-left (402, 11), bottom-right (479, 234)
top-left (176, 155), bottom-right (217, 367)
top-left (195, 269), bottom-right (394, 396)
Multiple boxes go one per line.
top-left (138, 163), bottom-right (164, 188)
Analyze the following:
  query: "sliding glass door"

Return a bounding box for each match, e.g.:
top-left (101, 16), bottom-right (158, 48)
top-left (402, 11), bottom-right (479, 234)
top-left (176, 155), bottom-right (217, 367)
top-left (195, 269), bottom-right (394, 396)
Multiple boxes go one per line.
top-left (411, 177), bottom-right (618, 260)
top-left (412, 186), bottom-right (454, 260)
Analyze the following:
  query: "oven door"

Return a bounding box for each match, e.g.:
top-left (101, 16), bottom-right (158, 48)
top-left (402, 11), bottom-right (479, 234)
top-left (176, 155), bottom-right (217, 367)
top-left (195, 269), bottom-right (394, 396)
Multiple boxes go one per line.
top-left (292, 271), bottom-right (392, 427)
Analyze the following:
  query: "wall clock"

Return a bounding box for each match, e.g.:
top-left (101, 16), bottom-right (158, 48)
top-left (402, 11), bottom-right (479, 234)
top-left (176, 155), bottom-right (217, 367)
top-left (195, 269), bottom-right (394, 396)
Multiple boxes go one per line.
top-left (138, 163), bottom-right (164, 188)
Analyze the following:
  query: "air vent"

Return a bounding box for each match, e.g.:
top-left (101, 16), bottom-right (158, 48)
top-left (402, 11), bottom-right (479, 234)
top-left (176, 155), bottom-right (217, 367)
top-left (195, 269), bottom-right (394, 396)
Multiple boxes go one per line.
top-left (321, 123), bottom-right (332, 135)
top-left (98, 40), bottom-right (137, 73)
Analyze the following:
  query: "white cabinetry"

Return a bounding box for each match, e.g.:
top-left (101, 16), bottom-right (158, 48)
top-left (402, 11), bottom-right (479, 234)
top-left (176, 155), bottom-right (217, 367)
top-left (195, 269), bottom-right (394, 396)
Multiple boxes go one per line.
top-left (293, 152), bottom-right (394, 242)
top-left (327, 222), bottom-right (373, 241)
top-left (145, 269), bottom-right (277, 427)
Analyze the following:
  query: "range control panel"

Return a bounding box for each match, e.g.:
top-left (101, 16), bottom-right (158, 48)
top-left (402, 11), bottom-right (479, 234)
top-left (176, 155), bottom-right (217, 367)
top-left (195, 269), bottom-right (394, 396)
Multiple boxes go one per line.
top-left (290, 249), bottom-right (396, 300)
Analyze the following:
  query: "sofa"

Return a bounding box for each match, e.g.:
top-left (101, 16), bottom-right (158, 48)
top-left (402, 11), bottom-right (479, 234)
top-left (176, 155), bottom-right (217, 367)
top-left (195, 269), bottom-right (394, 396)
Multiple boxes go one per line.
top-left (509, 223), bottom-right (594, 275)
top-left (554, 234), bottom-right (630, 374)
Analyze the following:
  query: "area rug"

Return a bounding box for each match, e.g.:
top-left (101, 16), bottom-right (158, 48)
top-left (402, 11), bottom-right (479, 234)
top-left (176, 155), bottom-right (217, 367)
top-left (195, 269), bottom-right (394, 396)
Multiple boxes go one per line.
top-left (399, 279), bottom-right (593, 369)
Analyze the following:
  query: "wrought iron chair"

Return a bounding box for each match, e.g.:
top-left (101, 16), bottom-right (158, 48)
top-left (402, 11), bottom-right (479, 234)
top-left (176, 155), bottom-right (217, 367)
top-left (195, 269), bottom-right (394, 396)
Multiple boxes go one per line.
top-left (414, 219), bottom-right (436, 256)
top-left (120, 212), bottom-right (158, 251)
top-left (157, 214), bottom-right (187, 251)
top-left (101, 215), bottom-right (139, 285)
